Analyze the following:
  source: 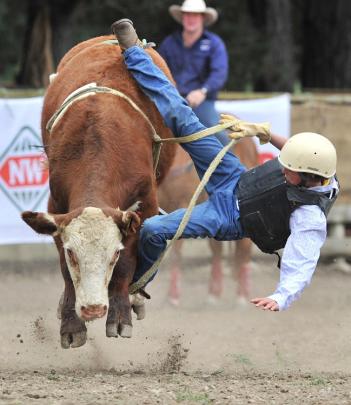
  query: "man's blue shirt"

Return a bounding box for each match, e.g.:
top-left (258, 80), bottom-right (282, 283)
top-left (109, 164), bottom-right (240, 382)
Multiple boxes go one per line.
top-left (158, 30), bottom-right (228, 100)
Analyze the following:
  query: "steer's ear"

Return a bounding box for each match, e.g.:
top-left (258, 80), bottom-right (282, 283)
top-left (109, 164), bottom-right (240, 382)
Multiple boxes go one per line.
top-left (21, 211), bottom-right (59, 235)
top-left (114, 210), bottom-right (141, 236)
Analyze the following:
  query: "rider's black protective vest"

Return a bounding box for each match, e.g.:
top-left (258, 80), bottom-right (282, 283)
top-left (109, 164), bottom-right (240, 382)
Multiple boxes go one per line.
top-left (237, 158), bottom-right (338, 254)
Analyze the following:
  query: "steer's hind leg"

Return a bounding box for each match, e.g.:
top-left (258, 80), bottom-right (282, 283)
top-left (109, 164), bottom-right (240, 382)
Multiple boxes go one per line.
top-left (106, 249), bottom-right (135, 338)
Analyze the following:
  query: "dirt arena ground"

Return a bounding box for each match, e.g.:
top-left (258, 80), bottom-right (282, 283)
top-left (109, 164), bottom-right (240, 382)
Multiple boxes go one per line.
top-left (1, 240), bottom-right (351, 404)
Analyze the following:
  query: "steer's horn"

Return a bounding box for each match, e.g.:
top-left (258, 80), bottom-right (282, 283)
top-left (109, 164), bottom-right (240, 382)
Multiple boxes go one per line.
top-left (126, 200), bottom-right (142, 212)
top-left (113, 208), bottom-right (141, 236)
top-left (121, 211), bottom-right (140, 234)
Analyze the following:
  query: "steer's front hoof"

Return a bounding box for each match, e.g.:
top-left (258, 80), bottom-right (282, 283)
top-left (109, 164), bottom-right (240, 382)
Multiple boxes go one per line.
top-left (106, 323), bottom-right (118, 338)
top-left (119, 323), bottom-right (132, 338)
top-left (61, 331), bottom-right (87, 349)
top-left (105, 322), bottom-right (132, 338)
top-left (60, 309), bottom-right (87, 349)
top-left (106, 295), bottom-right (133, 339)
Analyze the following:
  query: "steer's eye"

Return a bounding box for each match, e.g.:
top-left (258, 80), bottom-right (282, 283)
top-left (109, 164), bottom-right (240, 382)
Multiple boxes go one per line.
top-left (66, 248), bottom-right (78, 266)
top-left (110, 250), bottom-right (120, 266)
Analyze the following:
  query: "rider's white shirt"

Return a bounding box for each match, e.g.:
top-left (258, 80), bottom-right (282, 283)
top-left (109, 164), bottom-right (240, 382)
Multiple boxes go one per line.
top-left (268, 177), bottom-right (339, 310)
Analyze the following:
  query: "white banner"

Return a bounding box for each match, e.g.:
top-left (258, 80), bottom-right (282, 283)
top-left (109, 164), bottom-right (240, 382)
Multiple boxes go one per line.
top-left (216, 93), bottom-right (290, 164)
top-left (0, 96), bottom-right (51, 244)
top-left (0, 94), bottom-right (290, 245)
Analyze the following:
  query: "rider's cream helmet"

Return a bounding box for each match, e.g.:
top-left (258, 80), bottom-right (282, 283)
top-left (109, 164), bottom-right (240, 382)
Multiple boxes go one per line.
top-left (278, 132), bottom-right (337, 178)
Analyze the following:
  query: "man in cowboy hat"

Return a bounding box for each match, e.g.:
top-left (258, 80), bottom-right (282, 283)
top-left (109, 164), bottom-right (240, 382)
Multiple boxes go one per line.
top-left (158, 0), bottom-right (229, 145)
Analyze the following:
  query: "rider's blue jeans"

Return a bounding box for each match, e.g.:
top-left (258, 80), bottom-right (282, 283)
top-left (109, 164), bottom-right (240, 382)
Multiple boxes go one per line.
top-left (124, 47), bottom-right (246, 284)
top-left (194, 100), bottom-right (230, 146)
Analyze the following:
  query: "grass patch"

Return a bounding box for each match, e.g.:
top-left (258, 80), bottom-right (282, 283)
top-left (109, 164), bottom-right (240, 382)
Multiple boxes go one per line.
top-left (230, 353), bottom-right (253, 366)
top-left (274, 348), bottom-right (288, 367)
top-left (176, 388), bottom-right (211, 404)
top-left (310, 376), bottom-right (329, 386)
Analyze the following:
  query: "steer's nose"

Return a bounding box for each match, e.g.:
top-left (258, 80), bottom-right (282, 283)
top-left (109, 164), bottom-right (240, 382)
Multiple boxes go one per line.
top-left (80, 304), bottom-right (107, 321)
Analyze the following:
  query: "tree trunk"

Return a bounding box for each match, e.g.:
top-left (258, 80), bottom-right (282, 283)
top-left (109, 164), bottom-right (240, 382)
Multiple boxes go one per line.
top-left (50, 0), bottom-right (81, 66)
top-left (264, 0), bottom-right (295, 91)
top-left (16, 0), bottom-right (80, 88)
top-left (16, 0), bottom-right (53, 88)
top-left (248, 0), bottom-right (295, 91)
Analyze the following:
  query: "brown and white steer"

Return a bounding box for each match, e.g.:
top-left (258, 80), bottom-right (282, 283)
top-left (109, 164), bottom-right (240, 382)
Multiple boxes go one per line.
top-left (158, 137), bottom-right (258, 305)
top-left (22, 36), bottom-right (175, 348)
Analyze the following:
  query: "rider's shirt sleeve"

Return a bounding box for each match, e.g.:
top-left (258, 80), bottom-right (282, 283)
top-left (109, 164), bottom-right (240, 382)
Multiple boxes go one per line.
top-left (268, 204), bottom-right (327, 310)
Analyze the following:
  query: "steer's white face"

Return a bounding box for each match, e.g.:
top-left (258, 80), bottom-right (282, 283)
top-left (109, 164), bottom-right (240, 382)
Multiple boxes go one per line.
top-left (22, 205), bottom-right (141, 322)
top-left (61, 207), bottom-right (124, 319)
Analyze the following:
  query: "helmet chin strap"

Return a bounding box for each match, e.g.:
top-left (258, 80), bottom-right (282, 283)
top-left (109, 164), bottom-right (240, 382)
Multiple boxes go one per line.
top-left (298, 173), bottom-right (309, 187)
top-left (299, 172), bottom-right (325, 188)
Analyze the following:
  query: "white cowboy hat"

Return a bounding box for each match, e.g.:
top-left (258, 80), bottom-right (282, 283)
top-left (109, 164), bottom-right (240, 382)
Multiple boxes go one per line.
top-left (169, 0), bottom-right (218, 27)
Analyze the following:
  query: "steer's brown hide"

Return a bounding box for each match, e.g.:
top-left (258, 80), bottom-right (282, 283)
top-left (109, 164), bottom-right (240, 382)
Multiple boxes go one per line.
top-left (22, 35), bottom-right (175, 349)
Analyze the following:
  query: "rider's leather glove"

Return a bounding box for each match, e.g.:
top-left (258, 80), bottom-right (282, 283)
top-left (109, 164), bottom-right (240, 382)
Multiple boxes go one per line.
top-left (219, 114), bottom-right (271, 145)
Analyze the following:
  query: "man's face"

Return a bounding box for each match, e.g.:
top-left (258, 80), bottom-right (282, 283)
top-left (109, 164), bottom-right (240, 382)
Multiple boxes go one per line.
top-left (182, 12), bottom-right (205, 33)
top-left (283, 167), bottom-right (301, 185)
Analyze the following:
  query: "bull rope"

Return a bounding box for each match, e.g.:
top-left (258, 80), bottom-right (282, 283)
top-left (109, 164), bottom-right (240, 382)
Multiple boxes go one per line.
top-left (46, 83), bottom-right (164, 170)
top-left (46, 83), bottom-right (261, 294)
